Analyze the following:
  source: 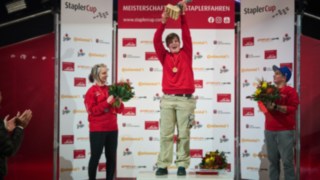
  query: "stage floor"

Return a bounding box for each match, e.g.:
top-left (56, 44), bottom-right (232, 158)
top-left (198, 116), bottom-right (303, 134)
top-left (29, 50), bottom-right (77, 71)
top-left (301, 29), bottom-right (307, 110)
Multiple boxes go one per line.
top-left (137, 171), bottom-right (233, 180)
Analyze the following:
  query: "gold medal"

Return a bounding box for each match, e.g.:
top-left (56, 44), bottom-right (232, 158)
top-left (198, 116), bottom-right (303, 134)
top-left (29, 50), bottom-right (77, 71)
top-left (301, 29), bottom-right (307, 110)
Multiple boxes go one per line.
top-left (172, 67), bottom-right (178, 73)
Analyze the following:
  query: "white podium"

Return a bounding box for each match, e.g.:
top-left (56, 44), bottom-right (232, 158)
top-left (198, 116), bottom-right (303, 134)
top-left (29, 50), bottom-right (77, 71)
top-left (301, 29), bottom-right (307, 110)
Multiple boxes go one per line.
top-left (136, 171), bottom-right (233, 180)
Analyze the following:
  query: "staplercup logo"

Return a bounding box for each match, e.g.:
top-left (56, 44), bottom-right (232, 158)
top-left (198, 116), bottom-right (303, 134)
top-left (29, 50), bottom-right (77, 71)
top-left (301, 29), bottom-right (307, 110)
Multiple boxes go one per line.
top-left (242, 37), bottom-right (254, 46)
top-left (122, 38), bottom-right (136, 47)
top-left (243, 107), bottom-right (254, 116)
top-left (62, 62), bottom-right (75, 72)
top-left (74, 78), bottom-right (86, 87)
top-left (190, 149), bottom-right (203, 158)
top-left (264, 50), bottom-right (277, 59)
top-left (145, 52), bottom-right (158, 61)
top-left (194, 80), bottom-right (203, 88)
top-left (145, 121), bottom-right (159, 130)
top-left (61, 135), bottom-right (74, 144)
top-left (217, 94), bottom-right (231, 103)
top-left (73, 149), bottom-right (86, 159)
top-left (122, 107), bottom-right (136, 116)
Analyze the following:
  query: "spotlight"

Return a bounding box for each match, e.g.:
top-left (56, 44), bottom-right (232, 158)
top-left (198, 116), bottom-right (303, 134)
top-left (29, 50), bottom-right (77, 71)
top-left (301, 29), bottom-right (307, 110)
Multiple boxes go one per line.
top-left (5, 0), bottom-right (27, 14)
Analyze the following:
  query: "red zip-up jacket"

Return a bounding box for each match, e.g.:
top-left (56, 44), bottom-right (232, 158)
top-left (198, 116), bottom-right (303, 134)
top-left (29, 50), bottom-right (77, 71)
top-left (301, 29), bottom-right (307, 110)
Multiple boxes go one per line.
top-left (84, 85), bottom-right (124, 132)
top-left (265, 85), bottom-right (299, 131)
top-left (153, 15), bottom-right (195, 95)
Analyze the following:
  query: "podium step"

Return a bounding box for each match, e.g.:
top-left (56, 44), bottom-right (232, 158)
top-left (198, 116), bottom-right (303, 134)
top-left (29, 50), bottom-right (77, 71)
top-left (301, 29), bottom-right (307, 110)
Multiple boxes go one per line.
top-left (136, 171), bottom-right (233, 180)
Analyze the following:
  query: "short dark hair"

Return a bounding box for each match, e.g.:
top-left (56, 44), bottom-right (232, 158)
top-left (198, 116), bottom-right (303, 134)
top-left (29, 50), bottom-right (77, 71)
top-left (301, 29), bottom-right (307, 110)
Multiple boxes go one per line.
top-left (165, 33), bottom-right (180, 47)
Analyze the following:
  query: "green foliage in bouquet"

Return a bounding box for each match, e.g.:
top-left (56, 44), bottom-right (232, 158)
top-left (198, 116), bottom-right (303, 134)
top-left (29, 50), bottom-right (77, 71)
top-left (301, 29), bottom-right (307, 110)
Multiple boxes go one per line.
top-left (246, 79), bottom-right (280, 103)
top-left (108, 81), bottom-right (135, 107)
top-left (199, 150), bottom-right (228, 169)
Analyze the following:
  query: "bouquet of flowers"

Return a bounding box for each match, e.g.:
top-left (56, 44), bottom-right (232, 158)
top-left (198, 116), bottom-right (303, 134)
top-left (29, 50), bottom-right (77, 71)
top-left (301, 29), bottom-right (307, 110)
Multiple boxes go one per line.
top-left (199, 150), bottom-right (228, 170)
top-left (108, 80), bottom-right (135, 108)
top-left (246, 79), bottom-right (280, 103)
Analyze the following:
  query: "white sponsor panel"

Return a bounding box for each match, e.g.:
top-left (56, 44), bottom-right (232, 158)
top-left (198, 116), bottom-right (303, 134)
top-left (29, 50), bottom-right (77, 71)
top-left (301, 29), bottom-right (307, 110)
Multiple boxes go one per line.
top-left (240, 0), bottom-right (294, 179)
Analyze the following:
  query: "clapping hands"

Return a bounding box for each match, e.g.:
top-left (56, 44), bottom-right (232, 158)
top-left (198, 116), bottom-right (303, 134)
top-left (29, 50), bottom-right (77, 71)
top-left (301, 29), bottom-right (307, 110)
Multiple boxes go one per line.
top-left (4, 109), bottom-right (32, 132)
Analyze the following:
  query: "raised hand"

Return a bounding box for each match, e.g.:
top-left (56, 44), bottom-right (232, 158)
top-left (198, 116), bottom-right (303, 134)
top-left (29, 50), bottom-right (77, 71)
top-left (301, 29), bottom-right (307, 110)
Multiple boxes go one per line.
top-left (4, 115), bottom-right (17, 132)
top-left (16, 109), bottom-right (32, 128)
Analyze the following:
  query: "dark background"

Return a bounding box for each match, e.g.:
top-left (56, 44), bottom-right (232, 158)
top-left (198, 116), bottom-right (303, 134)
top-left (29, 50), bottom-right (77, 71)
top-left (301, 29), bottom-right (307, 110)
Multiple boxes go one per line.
top-left (0, 0), bottom-right (320, 47)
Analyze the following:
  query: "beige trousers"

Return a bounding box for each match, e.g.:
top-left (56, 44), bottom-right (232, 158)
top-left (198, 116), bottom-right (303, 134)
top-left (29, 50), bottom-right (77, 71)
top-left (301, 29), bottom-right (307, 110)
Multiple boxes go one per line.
top-left (156, 95), bottom-right (196, 168)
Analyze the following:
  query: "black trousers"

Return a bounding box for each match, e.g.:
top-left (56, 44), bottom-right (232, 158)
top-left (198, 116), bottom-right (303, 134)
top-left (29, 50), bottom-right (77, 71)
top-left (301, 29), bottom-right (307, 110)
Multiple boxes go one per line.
top-left (88, 131), bottom-right (118, 180)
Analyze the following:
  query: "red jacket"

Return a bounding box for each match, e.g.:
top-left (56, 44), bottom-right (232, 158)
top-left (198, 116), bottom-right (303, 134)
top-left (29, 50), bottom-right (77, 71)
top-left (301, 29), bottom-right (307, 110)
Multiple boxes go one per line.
top-left (153, 15), bottom-right (195, 94)
top-left (84, 85), bottom-right (124, 132)
top-left (265, 85), bottom-right (299, 131)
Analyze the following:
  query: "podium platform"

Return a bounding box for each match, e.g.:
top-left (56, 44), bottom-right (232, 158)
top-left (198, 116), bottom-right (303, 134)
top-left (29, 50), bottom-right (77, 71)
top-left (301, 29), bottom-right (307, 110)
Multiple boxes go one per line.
top-left (136, 171), bottom-right (233, 180)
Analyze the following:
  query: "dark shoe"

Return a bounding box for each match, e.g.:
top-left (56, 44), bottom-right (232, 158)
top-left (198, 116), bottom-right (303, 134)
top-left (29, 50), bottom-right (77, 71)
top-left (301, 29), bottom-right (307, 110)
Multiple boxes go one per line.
top-left (177, 167), bottom-right (186, 176)
top-left (155, 168), bottom-right (168, 175)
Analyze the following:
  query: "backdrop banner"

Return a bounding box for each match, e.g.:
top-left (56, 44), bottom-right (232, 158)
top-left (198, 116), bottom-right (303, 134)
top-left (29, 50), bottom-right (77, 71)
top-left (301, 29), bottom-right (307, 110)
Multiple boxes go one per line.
top-left (240, 0), bottom-right (295, 179)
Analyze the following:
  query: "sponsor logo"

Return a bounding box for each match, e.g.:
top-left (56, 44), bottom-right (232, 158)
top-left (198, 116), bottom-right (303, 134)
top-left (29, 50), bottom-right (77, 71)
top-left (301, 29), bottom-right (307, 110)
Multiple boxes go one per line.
top-left (190, 149), bottom-right (203, 158)
top-left (241, 138), bottom-right (260, 143)
top-left (140, 109), bottom-right (160, 114)
top-left (207, 124), bottom-right (229, 128)
top-left (96, 38), bottom-right (110, 44)
top-left (207, 54), bottom-right (229, 59)
top-left (206, 81), bottom-right (230, 86)
top-left (73, 109), bottom-right (87, 114)
top-left (122, 68), bottom-right (144, 72)
top-left (213, 40), bottom-right (231, 45)
top-left (61, 135), bottom-right (74, 144)
top-left (257, 37), bottom-right (279, 42)
top-left (64, 2), bottom-right (97, 13)
top-left (149, 67), bottom-right (162, 72)
top-left (74, 37), bottom-right (92, 42)
top-left (264, 50), bottom-right (277, 59)
top-left (194, 52), bottom-right (203, 60)
top-left (145, 121), bottom-right (159, 130)
top-left (245, 54), bottom-right (260, 59)
top-left (263, 66), bottom-right (273, 72)
top-left (252, 153), bottom-right (268, 158)
top-left (246, 124), bottom-right (261, 129)
top-left (77, 49), bottom-right (85, 57)
top-left (243, 107), bottom-right (254, 116)
top-left (195, 110), bottom-right (208, 114)
top-left (60, 167), bottom-right (80, 172)
top-left (63, 33), bottom-right (71, 41)
top-left (149, 136), bottom-right (160, 141)
top-left (272, 6), bottom-right (290, 18)
top-left (74, 77), bottom-right (86, 87)
top-left (193, 67), bottom-right (214, 72)
top-left (153, 93), bottom-right (161, 101)
top-left (62, 62), bottom-right (75, 71)
top-left (60, 94), bottom-right (81, 99)
top-left (98, 163), bottom-right (106, 172)
top-left (192, 41), bottom-right (208, 45)
top-left (74, 149), bottom-right (86, 159)
top-left (123, 148), bottom-right (132, 156)
top-left (247, 166), bottom-right (268, 171)
top-left (121, 137), bottom-right (144, 141)
top-left (145, 52), bottom-right (158, 61)
top-left (242, 150), bottom-right (250, 157)
top-left (62, 106), bottom-right (71, 114)
top-left (138, 82), bottom-right (160, 86)
top-left (194, 80), bottom-right (203, 88)
top-left (140, 40), bottom-right (153, 44)
top-left (123, 53), bottom-right (140, 59)
top-left (137, 151), bottom-right (159, 156)
top-left (220, 65), bottom-right (229, 73)
top-left (122, 107), bottom-right (136, 116)
top-left (190, 137), bottom-right (214, 141)
top-left (213, 109), bottom-right (231, 115)
top-left (121, 165), bottom-right (147, 169)
top-left (122, 38), bottom-right (137, 47)
top-left (243, 5), bottom-right (276, 15)
top-left (217, 93), bottom-right (231, 103)
top-left (77, 121), bottom-right (84, 129)
top-left (241, 67), bottom-right (259, 73)
top-left (122, 123), bottom-right (140, 128)
top-left (76, 137), bottom-right (89, 141)
top-left (192, 121), bottom-right (203, 129)
top-left (283, 33), bottom-right (291, 42)
top-left (224, 17), bottom-right (230, 24)
top-left (88, 53), bottom-right (106, 58)
top-left (194, 95), bottom-right (213, 100)
top-left (220, 135), bottom-right (229, 143)
top-left (93, 11), bottom-right (109, 19)
top-left (242, 37), bottom-right (254, 46)
top-left (243, 80), bottom-right (250, 87)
